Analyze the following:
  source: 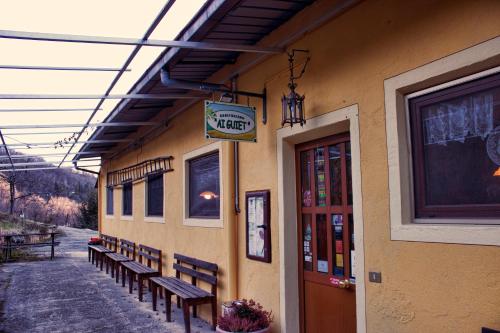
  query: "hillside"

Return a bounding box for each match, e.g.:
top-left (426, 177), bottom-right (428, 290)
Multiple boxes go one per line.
top-left (0, 150), bottom-right (97, 227)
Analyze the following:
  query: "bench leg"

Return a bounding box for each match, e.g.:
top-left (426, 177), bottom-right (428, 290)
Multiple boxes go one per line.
top-left (182, 301), bottom-right (191, 333)
top-left (116, 263), bottom-right (120, 283)
top-left (95, 252), bottom-right (99, 267)
top-left (211, 297), bottom-right (217, 331)
top-left (193, 305), bottom-right (197, 318)
top-left (88, 248), bottom-right (91, 262)
top-left (138, 276), bottom-right (143, 302)
top-left (105, 257), bottom-right (109, 274)
top-left (165, 291), bottom-right (172, 322)
top-left (122, 266), bottom-right (126, 288)
top-left (110, 261), bottom-right (114, 278)
top-left (177, 296), bottom-right (181, 309)
top-left (91, 250), bottom-right (94, 265)
top-left (128, 272), bottom-right (134, 294)
top-left (99, 254), bottom-right (104, 271)
top-left (152, 283), bottom-right (157, 311)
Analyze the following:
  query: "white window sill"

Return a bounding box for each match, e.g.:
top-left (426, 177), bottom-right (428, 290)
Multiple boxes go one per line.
top-left (144, 216), bottom-right (165, 224)
top-left (391, 223), bottom-right (500, 246)
top-left (104, 214), bottom-right (114, 219)
top-left (183, 218), bottom-right (223, 228)
top-left (120, 215), bottom-right (134, 221)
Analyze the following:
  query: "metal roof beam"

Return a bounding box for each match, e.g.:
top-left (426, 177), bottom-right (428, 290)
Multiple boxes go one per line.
top-left (3, 131), bottom-right (82, 136)
top-left (0, 151), bottom-right (109, 158)
top-left (0, 122), bottom-right (156, 129)
top-left (0, 65), bottom-right (130, 72)
top-left (0, 165), bottom-right (101, 172)
top-left (0, 93), bottom-right (205, 100)
top-left (0, 159), bottom-right (100, 167)
top-left (62, 0), bottom-right (177, 168)
top-left (2, 139), bottom-right (133, 147)
top-left (0, 29), bottom-right (284, 54)
top-left (0, 108), bottom-right (101, 113)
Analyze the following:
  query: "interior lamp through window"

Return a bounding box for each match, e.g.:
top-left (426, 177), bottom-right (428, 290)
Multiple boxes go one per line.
top-left (200, 191), bottom-right (218, 200)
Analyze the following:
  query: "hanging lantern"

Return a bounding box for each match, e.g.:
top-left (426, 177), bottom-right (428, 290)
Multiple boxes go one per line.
top-left (281, 49), bottom-right (310, 127)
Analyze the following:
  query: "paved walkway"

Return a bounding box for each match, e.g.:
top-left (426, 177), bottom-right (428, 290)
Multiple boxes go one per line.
top-left (0, 227), bottom-right (213, 333)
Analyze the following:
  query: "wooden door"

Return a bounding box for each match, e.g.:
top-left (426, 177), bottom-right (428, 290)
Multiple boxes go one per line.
top-left (296, 133), bottom-right (356, 333)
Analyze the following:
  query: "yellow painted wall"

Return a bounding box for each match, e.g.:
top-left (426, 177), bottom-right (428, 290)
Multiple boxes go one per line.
top-left (100, 0), bottom-right (500, 332)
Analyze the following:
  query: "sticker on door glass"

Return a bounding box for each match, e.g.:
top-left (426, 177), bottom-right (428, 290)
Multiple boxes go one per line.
top-left (317, 260), bottom-right (329, 273)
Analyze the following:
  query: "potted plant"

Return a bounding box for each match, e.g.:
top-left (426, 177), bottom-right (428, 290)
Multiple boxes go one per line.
top-left (217, 299), bottom-right (273, 333)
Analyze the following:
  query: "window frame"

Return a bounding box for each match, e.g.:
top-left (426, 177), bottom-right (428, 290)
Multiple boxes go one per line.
top-left (145, 172), bottom-right (164, 221)
top-left (182, 142), bottom-right (224, 228)
top-left (384, 36), bottom-right (500, 246)
top-left (106, 186), bottom-right (114, 216)
top-left (408, 72), bottom-right (500, 219)
top-left (121, 181), bottom-right (133, 217)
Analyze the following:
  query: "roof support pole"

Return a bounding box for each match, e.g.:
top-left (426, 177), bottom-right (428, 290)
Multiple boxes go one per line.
top-left (0, 130), bottom-right (14, 173)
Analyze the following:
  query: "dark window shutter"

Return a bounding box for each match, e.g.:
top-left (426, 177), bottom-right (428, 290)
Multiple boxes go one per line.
top-left (122, 182), bottom-right (133, 215)
top-left (147, 174), bottom-right (163, 216)
top-left (106, 187), bottom-right (113, 215)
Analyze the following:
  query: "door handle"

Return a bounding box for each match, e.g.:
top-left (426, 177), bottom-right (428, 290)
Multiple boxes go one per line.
top-left (338, 279), bottom-right (350, 289)
top-left (329, 277), bottom-right (351, 289)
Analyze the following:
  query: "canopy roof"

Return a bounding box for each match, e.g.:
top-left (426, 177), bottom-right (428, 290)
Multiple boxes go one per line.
top-left (75, 0), bottom-right (315, 162)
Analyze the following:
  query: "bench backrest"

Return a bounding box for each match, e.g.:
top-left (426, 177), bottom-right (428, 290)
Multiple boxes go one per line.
top-left (173, 253), bottom-right (218, 297)
top-left (100, 234), bottom-right (117, 252)
top-left (119, 239), bottom-right (135, 260)
top-left (138, 244), bottom-right (162, 275)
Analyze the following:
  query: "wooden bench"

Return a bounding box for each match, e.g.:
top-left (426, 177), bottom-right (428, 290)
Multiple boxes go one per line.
top-left (121, 244), bottom-right (162, 302)
top-left (104, 239), bottom-right (135, 283)
top-left (88, 234), bottom-right (117, 271)
top-left (150, 253), bottom-right (218, 333)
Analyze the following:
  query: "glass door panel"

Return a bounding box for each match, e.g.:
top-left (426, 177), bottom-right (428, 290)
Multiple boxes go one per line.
top-left (302, 214), bottom-right (313, 271)
top-left (316, 214), bottom-right (328, 273)
top-left (346, 142), bottom-right (353, 205)
top-left (332, 214), bottom-right (344, 276)
top-left (348, 214), bottom-right (355, 282)
top-left (300, 151), bottom-right (312, 207)
top-left (329, 144), bottom-right (342, 206)
top-left (314, 148), bottom-right (327, 207)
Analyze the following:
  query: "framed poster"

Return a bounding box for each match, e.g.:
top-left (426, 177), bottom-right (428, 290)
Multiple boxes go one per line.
top-left (246, 190), bottom-right (271, 263)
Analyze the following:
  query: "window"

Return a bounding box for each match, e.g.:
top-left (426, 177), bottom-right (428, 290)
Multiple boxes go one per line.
top-left (106, 186), bottom-right (113, 215)
top-left (409, 73), bottom-right (500, 219)
top-left (122, 182), bottom-right (133, 216)
top-left (146, 173), bottom-right (163, 217)
top-left (188, 152), bottom-right (220, 218)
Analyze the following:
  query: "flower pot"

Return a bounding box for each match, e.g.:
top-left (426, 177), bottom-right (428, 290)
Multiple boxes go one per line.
top-left (216, 326), bottom-right (270, 333)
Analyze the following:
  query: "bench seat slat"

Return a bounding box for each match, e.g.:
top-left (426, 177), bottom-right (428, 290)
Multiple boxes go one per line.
top-left (106, 253), bottom-right (132, 262)
top-left (151, 277), bottom-right (213, 299)
top-left (173, 263), bottom-right (217, 285)
top-left (121, 261), bottom-right (158, 274)
top-left (88, 245), bottom-right (114, 253)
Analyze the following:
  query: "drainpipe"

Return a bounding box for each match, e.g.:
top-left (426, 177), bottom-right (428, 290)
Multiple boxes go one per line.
top-left (73, 162), bottom-right (100, 175)
top-left (224, 77), bottom-right (239, 302)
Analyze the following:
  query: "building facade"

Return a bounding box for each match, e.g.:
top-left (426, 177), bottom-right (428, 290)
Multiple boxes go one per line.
top-left (89, 0), bottom-right (500, 332)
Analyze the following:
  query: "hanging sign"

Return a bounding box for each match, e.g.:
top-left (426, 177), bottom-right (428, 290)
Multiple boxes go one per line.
top-left (205, 101), bottom-right (257, 142)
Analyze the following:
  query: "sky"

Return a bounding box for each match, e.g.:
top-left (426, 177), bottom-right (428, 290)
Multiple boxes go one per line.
top-left (0, 0), bottom-right (207, 171)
